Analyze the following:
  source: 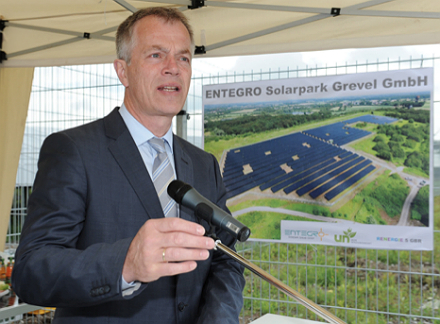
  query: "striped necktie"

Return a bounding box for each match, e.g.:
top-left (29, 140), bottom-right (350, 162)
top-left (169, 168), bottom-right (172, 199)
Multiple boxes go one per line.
top-left (148, 138), bottom-right (177, 218)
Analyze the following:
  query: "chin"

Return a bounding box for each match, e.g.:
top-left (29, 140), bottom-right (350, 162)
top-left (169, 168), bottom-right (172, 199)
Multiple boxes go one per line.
top-left (163, 104), bottom-right (185, 115)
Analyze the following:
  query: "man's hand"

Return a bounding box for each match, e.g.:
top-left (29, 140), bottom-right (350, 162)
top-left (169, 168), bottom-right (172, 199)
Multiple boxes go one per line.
top-left (122, 218), bottom-right (215, 283)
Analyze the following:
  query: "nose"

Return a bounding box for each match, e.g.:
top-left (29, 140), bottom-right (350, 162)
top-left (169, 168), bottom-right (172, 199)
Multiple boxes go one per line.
top-left (163, 56), bottom-right (180, 76)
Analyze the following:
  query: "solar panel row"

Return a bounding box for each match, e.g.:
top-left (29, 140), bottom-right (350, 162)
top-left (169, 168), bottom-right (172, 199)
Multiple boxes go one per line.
top-left (343, 115), bottom-right (398, 125)
top-left (224, 136), bottom-right (355, 197)
top-left (270, 149), bottom-right (343, 193)
top-left (303, 122), bottom-right (370, 146)
top-left (296, 154), bottom-right (361, 196)
top-left (226, 168), bottom-right (286, 199)
top-left (223, 143), bottom-right (308, 181)
top-left (222, 115), bottom-right (391, 199)
top-left (324, 165), bottom-right (376, 201)
top-left (282, 155), bottom-right (363, 194)
top-left (309, 159), bottom-right (372, 199)
top-left (223, 133), bottom-right (312, 180)
top-left (226, 164), bottom-right (283, 192)
top-left (224, 133), bottom-right (325, 197)
top-left (224, 147), bottom-right (317, 186)
top-left (224, 133), bottom-right (332, 183)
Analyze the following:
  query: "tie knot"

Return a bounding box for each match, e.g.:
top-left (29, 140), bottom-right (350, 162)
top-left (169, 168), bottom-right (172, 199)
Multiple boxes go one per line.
top-left (149, 137), bottom-right (166, 154)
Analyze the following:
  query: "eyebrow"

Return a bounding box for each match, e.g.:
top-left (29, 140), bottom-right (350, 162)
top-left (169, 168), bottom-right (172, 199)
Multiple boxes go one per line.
top-left (149, 45), bottom-right (192, 57)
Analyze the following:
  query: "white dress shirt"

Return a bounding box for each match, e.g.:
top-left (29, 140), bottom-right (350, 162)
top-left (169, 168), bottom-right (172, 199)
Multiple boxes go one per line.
top-left (118, 104), bottom-right (177, 296)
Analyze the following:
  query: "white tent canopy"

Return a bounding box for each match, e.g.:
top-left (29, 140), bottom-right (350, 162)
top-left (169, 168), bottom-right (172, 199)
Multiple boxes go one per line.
top-left (1, 0), bottom-right (440, 67)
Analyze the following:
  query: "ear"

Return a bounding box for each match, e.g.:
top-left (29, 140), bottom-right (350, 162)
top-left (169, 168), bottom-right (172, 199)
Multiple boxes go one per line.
top-left (113, 59), bottom-right (129, 88)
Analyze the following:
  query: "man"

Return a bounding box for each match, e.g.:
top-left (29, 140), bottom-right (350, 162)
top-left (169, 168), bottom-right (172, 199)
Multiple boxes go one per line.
top-left (12, 7), bottom-right (245, 324)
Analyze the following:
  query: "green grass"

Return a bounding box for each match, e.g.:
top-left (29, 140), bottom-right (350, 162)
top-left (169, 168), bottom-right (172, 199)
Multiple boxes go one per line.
top-left (403, 167), bottom-right (430, 178)
top-left (228, 198), bottom-right (297, 212)
top-left (238, 241), bottom-right (440, 323)
top-left (236, 212), bottom-right (322, 240)
top-left (230, 170), bottom-right (410, 235)
top-left (322, 170), bottom-right (410, 224)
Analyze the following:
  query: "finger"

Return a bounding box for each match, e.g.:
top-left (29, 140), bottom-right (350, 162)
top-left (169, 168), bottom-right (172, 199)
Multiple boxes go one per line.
top-left (159, 231), bottom-right (215, 250)
top-left (161, 247), bottom-right (210, 263)
top-left (152, 218), bottom-right (206, 236)
top-left (157, 261), bottom-right (199, 278)
top-left (136, 260), bottom-right (199, 283)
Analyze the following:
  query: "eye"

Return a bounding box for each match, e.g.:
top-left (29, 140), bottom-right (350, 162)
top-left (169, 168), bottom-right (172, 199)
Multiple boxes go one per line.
top-left (151, 53), bottom-right (160, 58)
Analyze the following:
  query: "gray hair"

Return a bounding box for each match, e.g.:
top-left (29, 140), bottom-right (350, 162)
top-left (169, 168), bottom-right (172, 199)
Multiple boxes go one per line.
top-left (116, 7), bottom-right (194, 65)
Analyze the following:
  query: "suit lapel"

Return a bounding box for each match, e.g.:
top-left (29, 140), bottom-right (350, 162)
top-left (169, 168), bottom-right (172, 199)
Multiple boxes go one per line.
top-left (173, 135), bottom-right (196, 223)
top-left (104, 108), bottom-right (163, 220)
top-left (173, 135), bottom-right (204, 303)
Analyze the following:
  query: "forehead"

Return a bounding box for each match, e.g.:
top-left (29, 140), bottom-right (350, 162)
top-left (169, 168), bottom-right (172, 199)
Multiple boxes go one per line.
top-left (132, 16), bottom-right (191, 46)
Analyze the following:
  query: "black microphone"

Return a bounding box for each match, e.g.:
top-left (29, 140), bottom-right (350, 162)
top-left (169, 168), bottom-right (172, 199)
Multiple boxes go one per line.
top-left (167, 180), bottom-right (251, 242)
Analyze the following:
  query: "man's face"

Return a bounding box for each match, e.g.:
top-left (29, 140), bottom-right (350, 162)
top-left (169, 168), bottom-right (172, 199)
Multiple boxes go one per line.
top-left (116, 16), bottom-right (192, 125)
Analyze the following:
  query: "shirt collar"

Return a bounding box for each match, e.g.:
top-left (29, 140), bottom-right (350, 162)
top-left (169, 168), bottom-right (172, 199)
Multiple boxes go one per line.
top-left (119, 103), bottom-right (174, 152)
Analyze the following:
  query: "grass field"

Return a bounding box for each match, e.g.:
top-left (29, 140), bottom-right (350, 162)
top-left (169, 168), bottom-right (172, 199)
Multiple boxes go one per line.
top-left (231, 169), bottom-right (411, 240)
top-left (236, 212), bottom-right (322, 240)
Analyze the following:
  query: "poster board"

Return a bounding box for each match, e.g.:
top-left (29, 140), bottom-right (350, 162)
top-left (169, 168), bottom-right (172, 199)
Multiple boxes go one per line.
top-left (203, 68), bottom-right (433, 250)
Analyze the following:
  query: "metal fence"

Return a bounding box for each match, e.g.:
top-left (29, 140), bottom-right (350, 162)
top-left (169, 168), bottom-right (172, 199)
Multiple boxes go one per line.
top-left (6, 54), bottom-right (440, 324)
top-left (6, 64), bottom-right (126, 253)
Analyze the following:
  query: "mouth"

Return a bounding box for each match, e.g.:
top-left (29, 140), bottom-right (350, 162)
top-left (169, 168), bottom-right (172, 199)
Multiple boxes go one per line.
top-left (159, 85), bottom-right (180, 92)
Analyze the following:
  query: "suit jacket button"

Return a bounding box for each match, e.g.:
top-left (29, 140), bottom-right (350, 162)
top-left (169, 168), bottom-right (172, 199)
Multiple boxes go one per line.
top-left (90, 285), bottom-right (111, 297)
top-left (178, 302), bottom-right (187, 312)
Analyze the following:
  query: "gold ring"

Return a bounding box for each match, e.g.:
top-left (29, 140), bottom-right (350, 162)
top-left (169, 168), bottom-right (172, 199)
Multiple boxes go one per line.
top-left (162, 249), bottom-right (166, 262)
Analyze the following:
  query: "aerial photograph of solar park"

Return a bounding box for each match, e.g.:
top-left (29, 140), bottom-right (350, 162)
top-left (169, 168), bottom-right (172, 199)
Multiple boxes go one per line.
top-left (204, 92), bottom-right (431, 240)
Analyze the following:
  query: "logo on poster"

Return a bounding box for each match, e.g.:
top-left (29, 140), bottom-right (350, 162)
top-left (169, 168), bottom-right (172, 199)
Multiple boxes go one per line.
top-left (283, 228), bottom-right (329, 241)
top-left (334, 228), bottom-right (357, 243)
top-left (318, 228), bottom-right (328, 241)
top-left (376, 237), bottom-right (422, 243)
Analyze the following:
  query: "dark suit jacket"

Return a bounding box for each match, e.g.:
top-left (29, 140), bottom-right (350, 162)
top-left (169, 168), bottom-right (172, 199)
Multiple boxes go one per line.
top-left (12, 108), bottom-right (245, 324)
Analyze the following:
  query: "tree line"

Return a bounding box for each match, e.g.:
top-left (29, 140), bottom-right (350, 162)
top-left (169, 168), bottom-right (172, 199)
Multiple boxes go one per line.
top-left (205, 111), bottom-right (332, 137)
top-left (383, 107), bottom-right (430, 124)
top-left (372, 121), bottom-right (429, 174)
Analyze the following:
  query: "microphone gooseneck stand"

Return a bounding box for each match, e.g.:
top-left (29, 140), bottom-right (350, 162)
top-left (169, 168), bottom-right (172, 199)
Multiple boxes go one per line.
top-left (214, 240), bottom-right (347, 324)
top-left (178, 184), bottom-right (347, 324)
